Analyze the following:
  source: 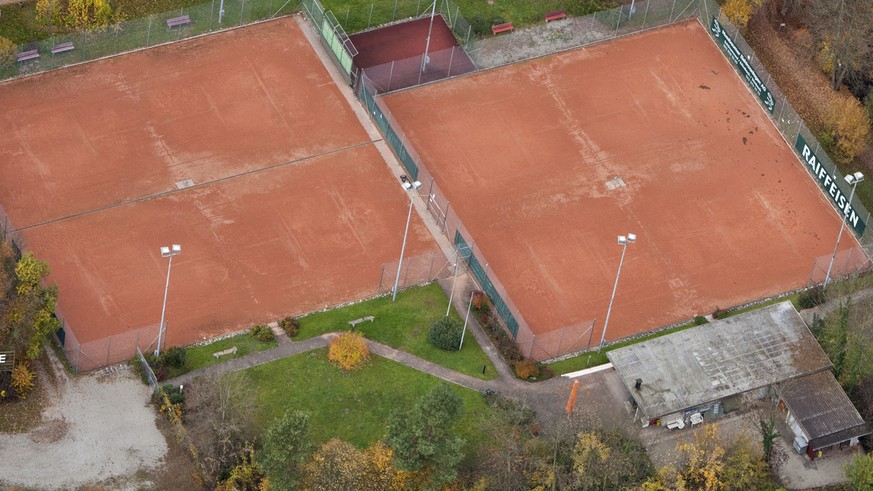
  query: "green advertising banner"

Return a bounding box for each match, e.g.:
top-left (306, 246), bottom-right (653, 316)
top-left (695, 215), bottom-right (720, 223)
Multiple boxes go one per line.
top-left (710, 17), bottom-right (775, 113)
top-left (795, 133), bottom-right (867, 235)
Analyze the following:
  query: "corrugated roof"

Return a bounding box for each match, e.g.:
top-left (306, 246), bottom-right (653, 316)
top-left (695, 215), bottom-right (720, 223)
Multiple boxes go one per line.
top-left (780, 370), bottom-right (870, 449)
top-left (607, 301), bottom-right (832, 419)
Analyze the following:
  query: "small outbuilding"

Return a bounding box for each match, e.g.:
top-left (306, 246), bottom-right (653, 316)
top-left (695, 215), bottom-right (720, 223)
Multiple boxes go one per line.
top-left (608, 302), bottom-right (829, 426)
top-left (778, 370), bottom-right (869, 459)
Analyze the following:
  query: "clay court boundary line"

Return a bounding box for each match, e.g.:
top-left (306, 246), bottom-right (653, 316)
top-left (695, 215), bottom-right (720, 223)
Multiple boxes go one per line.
top-left (13, 139), bottom-right (383, 233)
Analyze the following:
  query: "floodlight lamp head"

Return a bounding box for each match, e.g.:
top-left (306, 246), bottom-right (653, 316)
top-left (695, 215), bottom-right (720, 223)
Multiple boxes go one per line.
top-left (160, 246), bottom-right (171, 257)
top-left (617, 235), bottom-right (627, 245)
top-left (627, 233), bottom-right (637, 243)
top-left (172, 244), bottom-right (182, 254)
top-left (411, 180), bottom-right (422, 190)
top-left (402, 181), bottom-right (412, 190)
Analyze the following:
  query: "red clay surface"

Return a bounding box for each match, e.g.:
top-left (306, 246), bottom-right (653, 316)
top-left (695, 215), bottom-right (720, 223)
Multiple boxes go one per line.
top-left (0, 17), bottom-right (435, 347)
top-left (383, 21), bottom-right (864, 343)
top-left (350, 16), bottom-right (475, 92)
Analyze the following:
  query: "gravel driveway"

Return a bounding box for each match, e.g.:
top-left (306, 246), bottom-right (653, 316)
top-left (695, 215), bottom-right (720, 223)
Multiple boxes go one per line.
top-left (0, 355), bottom-right (167, 490)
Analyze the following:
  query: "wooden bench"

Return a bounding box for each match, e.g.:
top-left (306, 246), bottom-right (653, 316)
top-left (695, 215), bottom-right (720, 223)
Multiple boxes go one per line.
top-left (16, 49), bottom-right (39, 63)
top-left (491, 22), bottom-right (514, 35)
top-left (167, 15), bottom-right (191, 28)
top-left (50, 42), bottom-right (75, 55)
top-left (544, 10), bottom-right (567, 22)
top-left (348, 316), bottom-right (375, 329)
top-left (212, 346), bottom-right (238, 359)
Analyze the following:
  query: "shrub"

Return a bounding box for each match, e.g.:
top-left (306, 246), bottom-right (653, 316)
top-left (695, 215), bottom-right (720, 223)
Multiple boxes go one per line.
top-left (159, 346), bottom-right (186, 369)
top-left (798, 286), bottom-right (826, 309)
top-left (161, 383), bottom-right (185, 406)
top-left (11, 363), bottom-right (35, 399)
top-left (693, 315), bottom-right (708, 326)
top-left (825, 96), bottom-right (871, 164)
top-left (328, 332), bottom-right (369, 371)
top-left (249, 324), bottom-right (275, 343)
top-left (428, 317), bottom-right (463, 351)
top-left (712, 306), bottom-right (729, 320)
top-left (0, 37), bottom-right (14, 69)
top-left (279, 316), bottom-right (301, 338)
top-left (513, 359), bottom-right (540, 380)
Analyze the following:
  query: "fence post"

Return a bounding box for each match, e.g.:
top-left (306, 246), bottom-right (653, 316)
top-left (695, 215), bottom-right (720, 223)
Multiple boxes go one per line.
top-left (447, 47), bottom-right (455, 77)
top-left (428, 250), bottom-right (435, 279)
top-left (378, 264), bottom-right (386, 291)
top-left (465, 25), bottom-right (471, 45)
top-left (529, 335), bottom-right (535, 358)
top-left (147, 15), bottom-right (153, 47)
top-left (368, 3), bottom-right (373, 29)
top-left (670, 0), bottom-right (677, 22)
top-left (443, 202), bottom-right (451, 232)
top-left (417, 0), bottom-right (421, 15)
top-left (106, 336), bottom-right (112, 365)
top-left (240, 0), bottom-right (245, 25)
top-left (393, 0), bottom-right (398, 21)
top-left (76, 347), bottom-right (81, 374)
top-left (616, 6), bottom-right (622, 32)
top-left (387, 61), bottom-right (395, 91)
top-left (642, 0), bottom-right (650, 28)
top-left (210, 0), bottom-right (215, 30)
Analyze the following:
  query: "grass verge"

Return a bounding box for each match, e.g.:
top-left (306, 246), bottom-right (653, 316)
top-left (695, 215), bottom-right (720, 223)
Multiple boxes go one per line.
top-left (297, 283), bottom-right (496, 380)
top-left (245, 348), bottom-right (492, 456)
top-left (165, 333), bottom-right (277, 379)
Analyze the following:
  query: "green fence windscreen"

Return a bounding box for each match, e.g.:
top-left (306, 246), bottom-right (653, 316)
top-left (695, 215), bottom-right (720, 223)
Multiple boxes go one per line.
top-left (455, 231), bottom-right (519, 337)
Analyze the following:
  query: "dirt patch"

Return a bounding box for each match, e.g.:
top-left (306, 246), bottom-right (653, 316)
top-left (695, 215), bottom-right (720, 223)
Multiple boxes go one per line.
top-left (0, 353), bottom-right (168, 490)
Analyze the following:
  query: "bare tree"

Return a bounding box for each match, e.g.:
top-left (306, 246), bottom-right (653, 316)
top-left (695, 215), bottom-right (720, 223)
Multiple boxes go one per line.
top-left (187, 372), bottom-right (257, 488)
top-left (801, 0), bottom-right (873, 91)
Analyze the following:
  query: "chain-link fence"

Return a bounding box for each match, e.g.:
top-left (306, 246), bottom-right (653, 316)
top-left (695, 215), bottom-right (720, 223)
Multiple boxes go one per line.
top-left (301, 0), bottom-right (358, 84)
top-left (360, 45), bottom-right (472, 94)
top-left (377, 248), bottom-right (453, 294)
top-left (808, 247), bottom-right (873, 286)
top-left (465, 0), bottom-right (699, 70)
top-left (698, 0), bottom-right (873, 257)
top-left (0, 0), bottom-right (297, 82)
top-left (136, 346), bottom-right (159, 393)
top-left (59, 320), bottom-right (161, 374)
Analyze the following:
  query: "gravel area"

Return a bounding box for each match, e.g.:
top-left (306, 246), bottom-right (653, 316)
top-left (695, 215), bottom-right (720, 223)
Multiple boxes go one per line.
top-left (0, 357), bottom-right (167, 490)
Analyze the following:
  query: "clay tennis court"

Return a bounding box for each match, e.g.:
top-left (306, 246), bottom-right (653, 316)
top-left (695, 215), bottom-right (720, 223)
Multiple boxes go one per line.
top-left (0, 17), bottom-right (436, 351)
top-left (350, 16), bottom-right (475, 92)
top-left (383, 20), bottom-right (865, 343)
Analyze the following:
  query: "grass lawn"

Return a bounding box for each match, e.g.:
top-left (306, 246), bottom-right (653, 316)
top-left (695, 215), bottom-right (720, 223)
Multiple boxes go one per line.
top-left (548, 293), bottom-right (803, 375)
top-left (297, 283), bottom-right (496, 380)
top-left (321, 0), bottom-right (616, 35)
top-left (165, 332), bottom-right (276, 379)
top-left (244, 348), bottom-right (492, 456)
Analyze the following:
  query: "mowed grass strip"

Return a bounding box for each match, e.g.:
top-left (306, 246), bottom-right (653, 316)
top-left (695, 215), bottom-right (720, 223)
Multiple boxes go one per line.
top-left (297, 283), bottom-right (496, 380)
top-left (245, 348), bottom-right (492, 455)
top-left (166, 333), bottom-right (277, 379)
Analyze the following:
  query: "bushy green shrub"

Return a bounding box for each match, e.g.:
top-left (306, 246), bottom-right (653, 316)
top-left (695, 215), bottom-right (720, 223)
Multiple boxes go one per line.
top-left (428, 317), bottom-right (463, 351)
top-left (279, 317), bottom-right (300, 338)
top-left (249, 324), bottom-right (275, 342)
top-left (694, 315), bottom-right (708, 326)
top-left (798, 286), bottom-right (826, 309)
top-left (159, 346), bottom-right (186, 368)
top-left (712, 307), bottom-right (729, 320)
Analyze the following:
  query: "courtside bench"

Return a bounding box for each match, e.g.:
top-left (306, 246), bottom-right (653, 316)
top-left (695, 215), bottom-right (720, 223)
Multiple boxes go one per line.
top-left (545, 10), bottom-right (567, 22)
top-left (16, 49), bottom-right (39, 63)
top-left (167, 15), bottom-right (191, 28)
top-left (51, 42), bottom-right (75, 54)
top-left (491, 22), bottom-right (514, 35)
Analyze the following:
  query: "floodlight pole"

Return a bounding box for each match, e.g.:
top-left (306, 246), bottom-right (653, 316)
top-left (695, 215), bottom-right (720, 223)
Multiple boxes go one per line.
top-left (598, 234), bottom-right (636, 353)
top-left (420, 0), bottom-right (437, 73)
top-left (824, 172), bottom-right (864, 287)
top-left (393, 179), bottom-right (421, 301)
top-left (156, 244), bottom-right (182, 356)
top-left (458, 290), bottom-right (474, 351)
top-left (219, 0), bottom-right (225, 23)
